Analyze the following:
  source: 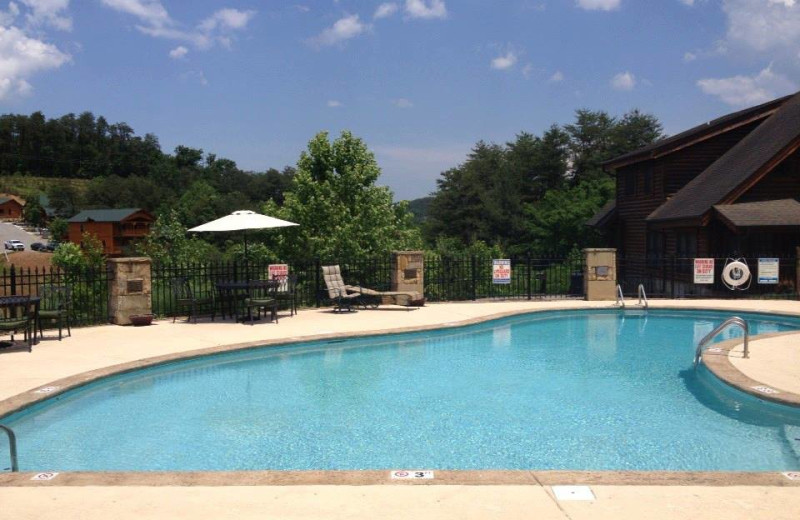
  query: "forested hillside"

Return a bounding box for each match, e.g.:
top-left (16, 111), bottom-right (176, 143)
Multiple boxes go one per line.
top-left (0, 111), bottom-right (294, 225)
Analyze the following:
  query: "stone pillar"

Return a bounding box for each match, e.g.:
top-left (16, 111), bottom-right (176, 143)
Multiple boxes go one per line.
top-left (391, 251), bottom-right (424, 303)
top-left (108, 257), bottom-right (152, 325)
top-left (583, 248), bottom-right (617, 301)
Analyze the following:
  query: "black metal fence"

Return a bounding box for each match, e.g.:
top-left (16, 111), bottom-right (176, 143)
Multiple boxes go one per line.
top-left (0, 265), bottom-right (111, 326)
top-left (150, 254), bottom-right (585, 317)
top-left (618, 255), bottom-right (798, 299)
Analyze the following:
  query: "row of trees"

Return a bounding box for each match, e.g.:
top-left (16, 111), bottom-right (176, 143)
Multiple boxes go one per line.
top-left (424, 109), bottom-right (663, 256)
top-left (3, 107), bottom-right (665, 267)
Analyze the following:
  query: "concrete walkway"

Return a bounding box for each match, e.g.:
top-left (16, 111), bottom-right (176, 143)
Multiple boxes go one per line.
top-left (2, 299), bottom-right (800, 519)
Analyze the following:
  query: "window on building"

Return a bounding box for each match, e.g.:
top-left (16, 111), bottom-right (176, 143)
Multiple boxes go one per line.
top-left (624, 170), bottom-right (636, 197)
top-left (643, 167), bottom-right (653, 195)
top-left (676, 230), bottom-right (697, 274)
top-left (646, 231), bottom-right (665, 268)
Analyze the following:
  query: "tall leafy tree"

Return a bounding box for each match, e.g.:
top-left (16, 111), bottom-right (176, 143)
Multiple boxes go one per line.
top-left (265, 131), bottom-right (421, 260)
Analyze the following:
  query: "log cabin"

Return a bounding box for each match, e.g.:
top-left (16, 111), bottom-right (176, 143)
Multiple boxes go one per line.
top-left (588, 91), bottom-right (800, 294)
top-left (68, 208), bottom-right (154, 256)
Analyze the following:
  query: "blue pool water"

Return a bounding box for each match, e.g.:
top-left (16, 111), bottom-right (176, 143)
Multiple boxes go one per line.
top-left (3, 309), bottom-right (800, 472)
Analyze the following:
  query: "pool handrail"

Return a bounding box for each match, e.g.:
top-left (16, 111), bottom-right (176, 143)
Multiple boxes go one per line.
top-left (694, 316), bottom-right (749, 367)
top-left (637, 284), bottom-right (648, 309)
top-left (616, 284), bottom-right (625, 307)
top-left (0, 424), bottom-right (18, 472)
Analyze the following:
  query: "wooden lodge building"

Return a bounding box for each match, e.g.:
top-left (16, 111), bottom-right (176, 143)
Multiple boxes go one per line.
top-left (588, 91), bottom-right (800, 294)
top-left (0, 195), bottom-right (24, 219)
top-left (68, 208), bottom-right (154, 256)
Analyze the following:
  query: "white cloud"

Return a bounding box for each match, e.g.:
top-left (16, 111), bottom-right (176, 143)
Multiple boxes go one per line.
top-left (198, 8), bottom-right (255, 32)
top-left (101, 1), bottom-right (254, 50)
top-left (180, 69), bottom-right (207, 86)
top-left (576, 0), bottom-right (621, 11)
top-left (19, 0), bottom-right (71, 31)
top-left (374, 2), bottom-right (398, 19)
top-left (491, 51), bottom-right (517, 70)
top-left (310, 14), bottom-right (367, 47)
top-left (0, 24), bottom-right (70, 99)
top-left (683, 51), bottom-right (697, 62)
top-left (169, 45), bottom-right (188, 59)
top-left (611, 71), bottom-right (636, 90)
top-left (327, 100), bottom-right (342, 108)
top-left (697, 65), bottom-right (796, 106)
top-left (405, 0), bottom-right (447, 20)
top-left (722, 0), bottom-right (800, 53)
top-left (549, 70), bottom-right (564, 82)
top-left (679, 0), bottom-right (695, 5)
top-left (0, 2), bottom-right (20, 26)
top-left (392, 98), bottom-right (413, 108)
top-left (101, 0), bottom-right (171, 28)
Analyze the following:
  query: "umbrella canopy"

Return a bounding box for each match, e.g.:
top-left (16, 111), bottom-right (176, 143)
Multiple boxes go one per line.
top-left (188, 210), bottom-right (298, 232)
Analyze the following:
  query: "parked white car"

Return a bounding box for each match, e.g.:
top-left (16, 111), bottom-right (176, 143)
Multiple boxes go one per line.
top-left (4, 239), bottom-right (24, 251)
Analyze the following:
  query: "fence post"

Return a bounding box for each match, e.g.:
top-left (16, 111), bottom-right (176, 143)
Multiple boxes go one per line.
top-left (671, 256), bottom-right (676, 298)
top-left (314, 259), bottom-right (321, 308)
top-left (470, 255), bottom-right (477, 301)
top-left (9, 265), bottom-right (15, 296)
top-left (526, 255), bottom-right (532, 300)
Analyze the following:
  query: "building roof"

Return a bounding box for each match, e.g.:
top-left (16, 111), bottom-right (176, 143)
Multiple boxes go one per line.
top-left (603, 94), bottom-right (791, 170)
top-left (647, 90), bottom-right (800, 224)
top-left (586, 200), bottom-right (616, 228)
top-left (68, 208), bottom-right (151, 223)
top-left (0, 196), bottom-right (23, 206)
top-left (714, 199), bottom-right (800, 228)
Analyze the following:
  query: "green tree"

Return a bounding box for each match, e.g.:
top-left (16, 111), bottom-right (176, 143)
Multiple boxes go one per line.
top-left (49, 217), bottom-right (68, 241)
top-left (52, 233), bottom-right (105, 271)
top-left (23, 198), bottom-right (46, 226)
top-left (135, 210), bottom-right (220, 265)
top-left (265, 131), bottom-right (422, 260)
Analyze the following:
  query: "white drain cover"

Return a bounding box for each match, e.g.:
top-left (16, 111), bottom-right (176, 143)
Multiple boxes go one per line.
top-left (552, 485), bottom-right (595, 501)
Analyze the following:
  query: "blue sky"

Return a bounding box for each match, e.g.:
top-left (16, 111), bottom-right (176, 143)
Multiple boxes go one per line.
top-left (1, 1), bottom-right (799, 199)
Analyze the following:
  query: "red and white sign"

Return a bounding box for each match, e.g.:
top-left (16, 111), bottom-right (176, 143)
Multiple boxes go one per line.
top-left (268, 264), bottom-right (289, 280)
top-left (694, 258), bottom-right (714, 284)
top-left (492, 259), bottom-right (511, 285)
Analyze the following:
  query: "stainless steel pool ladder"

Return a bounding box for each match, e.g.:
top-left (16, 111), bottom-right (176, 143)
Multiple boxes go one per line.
top-left (637, 284), bottom-right (648, 309)
top-left (0, 424), bottom-right (18, 472)
top-left (615, 284), bottom-right (625, 307)
top-left (694, 316), bottom-right (749, 367)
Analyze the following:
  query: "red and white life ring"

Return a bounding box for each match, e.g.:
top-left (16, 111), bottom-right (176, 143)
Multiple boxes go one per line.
top-left (722, 261), bottom-right (750, 287)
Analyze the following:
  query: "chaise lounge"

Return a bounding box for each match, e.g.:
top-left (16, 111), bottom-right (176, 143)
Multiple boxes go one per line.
top-left (321, 265), bottom-right (424, 311)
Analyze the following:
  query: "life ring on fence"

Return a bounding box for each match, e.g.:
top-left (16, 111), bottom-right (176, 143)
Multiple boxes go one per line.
top-left (722, 260), bottom-right (750, 288)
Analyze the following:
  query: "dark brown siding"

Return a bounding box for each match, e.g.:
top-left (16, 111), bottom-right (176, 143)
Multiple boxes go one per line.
top-left (738, 148), bottom-right (800, 203)
top-left (615, 121), bottom-right (760, 263)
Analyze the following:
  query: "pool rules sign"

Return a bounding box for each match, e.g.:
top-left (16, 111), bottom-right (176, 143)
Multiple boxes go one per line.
top-left (694, 258), bottom-right (714, 284)
top-left (493, 259), bottom-right (511, 285)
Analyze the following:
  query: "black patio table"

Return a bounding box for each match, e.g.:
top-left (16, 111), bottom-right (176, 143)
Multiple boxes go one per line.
top-left (215, 281), bottom-right (281, 323)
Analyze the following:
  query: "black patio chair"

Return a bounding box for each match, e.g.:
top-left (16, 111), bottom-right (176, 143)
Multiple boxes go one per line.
top-left (236, 280), bottom-right (278, 325)
top-left (273, 274), bottom-right (297, 316)
top-left (37, 285), bottom-right (71, 341)
top-left (171, 277), bottom-right (215, 324)
top-left (0, 296), bottom-right (35, 352)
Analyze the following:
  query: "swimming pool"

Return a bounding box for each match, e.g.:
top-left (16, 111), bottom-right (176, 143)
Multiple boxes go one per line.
top-left (2, 309), bottom-right (800, 472)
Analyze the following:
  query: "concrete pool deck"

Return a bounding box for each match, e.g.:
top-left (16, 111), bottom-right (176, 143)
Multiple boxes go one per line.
top-left (2, 299), bottom-right (800, 519)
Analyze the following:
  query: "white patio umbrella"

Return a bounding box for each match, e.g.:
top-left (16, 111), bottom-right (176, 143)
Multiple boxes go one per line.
top-left (188, 210), bottom-right (298, 257)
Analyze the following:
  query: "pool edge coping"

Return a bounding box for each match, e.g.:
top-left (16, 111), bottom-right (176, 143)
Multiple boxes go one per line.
top-left (701, 331), bottom-right (800, 408)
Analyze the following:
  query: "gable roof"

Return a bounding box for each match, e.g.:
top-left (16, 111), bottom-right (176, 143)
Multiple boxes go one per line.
top-left (0, 196), bottom-right (23, 206)
top-left (648, 91), bottom-right (800, 223)
top-left (603, 94), bottom-right (791, 170)
top-left (586, 200), bottom-right (616, 228)
top-left (714, 199), bottom-right (800, 228)
top-left (68, 208), bottom-right (151, 223)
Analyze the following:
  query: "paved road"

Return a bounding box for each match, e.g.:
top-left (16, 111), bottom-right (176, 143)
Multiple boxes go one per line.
top-left (0, 222), bottom-right (46, 251)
